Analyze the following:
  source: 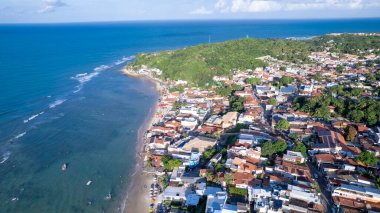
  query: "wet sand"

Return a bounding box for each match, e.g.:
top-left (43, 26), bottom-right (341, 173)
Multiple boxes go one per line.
top-left (123, 76), bottom-right (163, 213)
top-left (124, 169), bottom-right (152, 213)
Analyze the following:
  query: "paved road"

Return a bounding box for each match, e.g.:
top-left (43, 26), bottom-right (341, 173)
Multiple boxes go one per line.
top-left (307, 161), bottom-right (333, 213)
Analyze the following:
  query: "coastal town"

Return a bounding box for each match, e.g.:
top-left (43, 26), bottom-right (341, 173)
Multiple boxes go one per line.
top-left (124, 36), bottom-right (380, 213)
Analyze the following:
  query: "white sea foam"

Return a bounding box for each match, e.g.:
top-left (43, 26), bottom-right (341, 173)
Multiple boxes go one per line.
top-left (70, 72), bottom-right (100, 93)
top-left (15, 132), bottom-right (26, 139)
top-left (72, 85), bottom-right (82, 93)
top-left (71, 55), bottom-right (135, 93)
top-left (114, 55), bottom-right (135, 65)
top-left (23, 111), bottom-right (44, 123)
top-left (94, 65), bottom-right (110, 72)
top-left (72, 72), bottom-right (100, 84)
top-left (49, 99), bottom-right (67, 109)
top-left (10, 132), bottom-right (27, 142)
top-left (0, 151), bottom-right (11, 164)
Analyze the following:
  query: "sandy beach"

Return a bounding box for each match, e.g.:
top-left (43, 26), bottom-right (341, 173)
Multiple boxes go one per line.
top-left (122, 71), bottom-right (164, 213)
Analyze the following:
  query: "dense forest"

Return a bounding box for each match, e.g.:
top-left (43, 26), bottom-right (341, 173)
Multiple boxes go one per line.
top-left (129, 34), bottom-right (380, 86)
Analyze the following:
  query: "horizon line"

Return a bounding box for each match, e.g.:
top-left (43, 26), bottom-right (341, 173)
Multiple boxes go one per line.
top-left (1, 16), bottom-right (380, 25)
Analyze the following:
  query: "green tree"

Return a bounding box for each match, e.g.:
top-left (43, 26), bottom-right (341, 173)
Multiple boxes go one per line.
top-left (348, 110), bottom-right (365, 123)
top-left (336, 65), bottom-right (343, 73)
top-left (261, 140), bottom-right (287, 156)
top-left (169, 85), bottom-right (185, 93)
top-left (215, 86), bottom-right (232, 97)
top-left (289, 134), bottom-right (301, 141)
top-left (224, 173), bottom-right (234, 185)
top-left (366, 109), bottom-right (378, 126)
top-left (160, 175), bottom-right (169, 189)
top-left (293, 142), bottom-right (307, 157)
top-left (205, 172), bottom-right (215, 182)
top-left (279, 76), bottom-right (294, 86)
top-left (261, 141), bottom-right (274, 156)
top-left (275, 120), bottom-right (290, 130)
top-left (351, 88), bottom-right (363, 96)
top-left (356, 151), bottom-right (378, 167)
top-left (273, 140), bottom-right (287, 154)
top-left (268, 98), bottom-right (277, 105)
top-left (313, 104), bottom-right (331, 119)
top-left (313, 72), bottom-right (322, 82)
top-left (162, 156), bottom-right (183, 172)
top-left (365, 73), bottom-right (376, 81)
top-left (229, 96), bottom-right (246, 112)
top-left (246, 77), bottom-right (261, 85)
top-left (203, 148), bottom-right (217, 161)
top-left (231, 84), bottom-right (244, 91)
top-left (173, 102), bottom-right (186, 110)
top-left (214, 162), bottom-right (224, 172)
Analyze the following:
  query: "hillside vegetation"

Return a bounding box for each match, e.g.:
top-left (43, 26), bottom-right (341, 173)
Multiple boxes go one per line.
top-left (129, 35), bottom-right (380, 86)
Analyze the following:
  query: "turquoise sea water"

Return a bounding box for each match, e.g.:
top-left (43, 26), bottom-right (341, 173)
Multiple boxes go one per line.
top-left (0, 19), bottom-right (380, 212)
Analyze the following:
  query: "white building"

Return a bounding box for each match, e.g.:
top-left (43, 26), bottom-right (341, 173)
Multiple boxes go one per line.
top-left (206, 191), bottom-right (228, 213)
top-left (332, 184), bottom-right (380, 203)
top-left (181, 117), bottom-right (198, 130)
top-left (283, 151), bottom-right (305, 163)
top-left (180, 105), bottom-right (199, 117)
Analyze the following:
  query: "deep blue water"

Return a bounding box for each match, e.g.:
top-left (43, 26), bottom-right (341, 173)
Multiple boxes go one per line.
top-left (0, 19), bottom-right (380, 212)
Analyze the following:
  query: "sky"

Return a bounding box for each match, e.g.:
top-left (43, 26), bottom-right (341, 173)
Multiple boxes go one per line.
top-left (1, 0), bottom-right (380, 23)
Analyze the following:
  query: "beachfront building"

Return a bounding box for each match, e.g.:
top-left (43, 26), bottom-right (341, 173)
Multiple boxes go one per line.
top-left (163, 186), bottom-right (188, 202)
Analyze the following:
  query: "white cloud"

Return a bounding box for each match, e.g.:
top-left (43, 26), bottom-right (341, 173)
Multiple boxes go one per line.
top-left (215, 0), bottom-right (380, 13)
top-left (246, 0), bottom-right (282, 12)
top-left (38, 0), bottom-right (66, 14)
top-left (215, 0), bottom-right (230, 13)
top-left (190, 6), bottom-right (213, 15)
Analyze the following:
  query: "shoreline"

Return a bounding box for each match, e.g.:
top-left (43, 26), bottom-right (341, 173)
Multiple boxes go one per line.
top-left (121, 67), bottom-right (164, 213)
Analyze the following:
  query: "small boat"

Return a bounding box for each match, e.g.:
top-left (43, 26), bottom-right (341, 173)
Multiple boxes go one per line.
top-left (86, 180), bottom-right (92, 186)
top-left (61, 163), bottom-right (68, 171)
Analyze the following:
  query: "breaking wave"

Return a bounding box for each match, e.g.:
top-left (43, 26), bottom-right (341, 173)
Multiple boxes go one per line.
top-left (94, 65), bottom-right (110, 72)
top-left (114, 55), bottom-right (135, 65)
top-left (72, 72), bottom-right (100, 84)
top-left (71, 55), bottom-right (135, 93)
top-left (9, 131), bottom-right (27, 142)
top-left (0, 151), bottom-right (11, 164)
top-left (49, 99), bottom-right (67, 109)
top-left (23, 111), bottom-right (44, 123)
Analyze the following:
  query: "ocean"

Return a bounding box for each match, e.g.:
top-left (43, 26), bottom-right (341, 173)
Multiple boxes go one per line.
top-left (0, 19), bottom-right (380, 213)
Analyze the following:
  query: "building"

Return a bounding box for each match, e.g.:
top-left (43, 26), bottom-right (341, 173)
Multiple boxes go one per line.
top-left (332, 184), bottom-right (380, 203)
top-left (222, 112), bottom-right (239, 129)
top-left (311, 128), bottom-right (345, 154)
top-left (206, 191), bottom-right (228, 213)
top-left (283, 150), bottom-right (305, 164)
top-left (181, 136), bottom-right (217, 154)
top-left (163, 186), bottom-right (190, 203)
